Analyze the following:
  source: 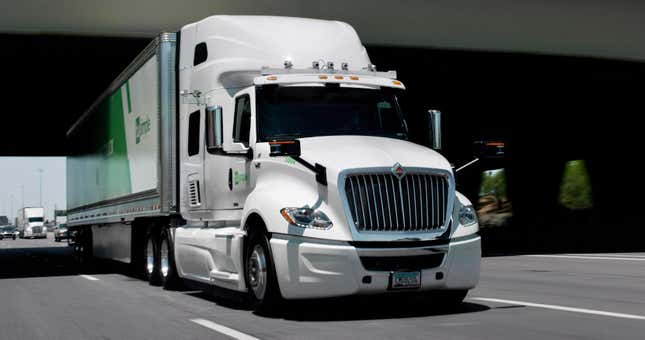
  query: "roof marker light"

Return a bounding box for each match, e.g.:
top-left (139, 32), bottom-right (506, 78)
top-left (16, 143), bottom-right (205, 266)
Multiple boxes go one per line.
top-left (392, 80), bottom-right (402, 85)
top-left (319, 75), bottom-right (328, 80)
top-left (267, 76), bottom-right (278, 81)
top-left (350, 76), bottom-right (359, 80)
top-left (334, 75), bottom-right (344, 80)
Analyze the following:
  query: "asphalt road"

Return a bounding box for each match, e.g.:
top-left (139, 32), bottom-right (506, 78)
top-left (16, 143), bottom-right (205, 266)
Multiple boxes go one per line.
top-left (1, 235), bottom-right (644, 340)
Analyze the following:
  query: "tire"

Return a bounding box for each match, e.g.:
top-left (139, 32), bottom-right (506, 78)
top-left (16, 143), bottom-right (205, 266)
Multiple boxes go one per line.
top-left (244, 229), bottom-right (282, 311)
top-left (434, 290), bottom-right (468, 308)
top-left (55, 237), bottom-right (60, 242)
top-left (0, 235), bottom-right (3, 240)
top-left (144, 233), bottom-right (162, 286)
top-left (74, 228), bottom-right (92, 268)
top-left (12, 236), bottom-right (16, 240)
top-left (159, 229), bottom-right (181, 290)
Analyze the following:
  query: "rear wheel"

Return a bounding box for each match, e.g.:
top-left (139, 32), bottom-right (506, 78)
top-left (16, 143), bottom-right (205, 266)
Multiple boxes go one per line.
top-left (244, 230), bottom-right (282, 311)
top-left (74, 227), bottom-right (92, 268)
top-left (144, 233), bottom-right (162, 286)
top-left (159, 229), bottom-right (180, 290)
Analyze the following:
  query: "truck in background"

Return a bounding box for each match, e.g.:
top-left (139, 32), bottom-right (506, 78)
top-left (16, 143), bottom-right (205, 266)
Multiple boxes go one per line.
top-left (17, 207), bottom-right (46, 239)
top-left (67, 15), bottom-right (481, 310)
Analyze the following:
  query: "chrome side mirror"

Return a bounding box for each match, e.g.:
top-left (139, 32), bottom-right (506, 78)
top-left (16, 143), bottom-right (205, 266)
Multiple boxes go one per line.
top-left (206, 105), bottom-right (223, 149)
top-left (428, 109), bottom-right (442, 150)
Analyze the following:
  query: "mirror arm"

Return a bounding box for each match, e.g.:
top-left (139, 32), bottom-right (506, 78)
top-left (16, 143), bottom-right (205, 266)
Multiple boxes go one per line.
top-left (455, 157), bottom-right (479, 173)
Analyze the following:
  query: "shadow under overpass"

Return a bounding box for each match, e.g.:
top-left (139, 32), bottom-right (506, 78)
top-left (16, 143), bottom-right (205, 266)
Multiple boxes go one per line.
top-left (1, 34), bottom-right (643, 254)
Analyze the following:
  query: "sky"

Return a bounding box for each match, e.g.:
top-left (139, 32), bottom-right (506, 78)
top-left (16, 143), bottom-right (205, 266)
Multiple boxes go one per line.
top-left (0, 157), bottom-right (66, 222)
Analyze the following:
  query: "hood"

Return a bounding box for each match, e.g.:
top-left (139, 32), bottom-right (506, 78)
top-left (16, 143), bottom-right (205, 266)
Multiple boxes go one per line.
top-left (296, 136), bottom-right (452, 173)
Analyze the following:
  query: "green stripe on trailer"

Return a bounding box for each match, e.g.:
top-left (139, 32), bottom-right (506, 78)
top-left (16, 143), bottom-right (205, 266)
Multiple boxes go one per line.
top-left (67, 55), bottom-right (160, 211)
top-left (125, 81), bottom-right (132, 113)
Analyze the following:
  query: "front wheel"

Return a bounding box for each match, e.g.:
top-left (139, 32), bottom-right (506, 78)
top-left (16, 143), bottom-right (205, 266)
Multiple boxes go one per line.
top-left (425, 290), bottom-right (468, 308)
top-left (244, 231), bottom-right (282, 311)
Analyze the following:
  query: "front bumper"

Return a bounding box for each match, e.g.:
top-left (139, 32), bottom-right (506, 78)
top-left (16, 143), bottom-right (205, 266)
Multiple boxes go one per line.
top-left (24, 232), bottom-right (47, 238)
top-left (270, 234), bottom-right (481, 299)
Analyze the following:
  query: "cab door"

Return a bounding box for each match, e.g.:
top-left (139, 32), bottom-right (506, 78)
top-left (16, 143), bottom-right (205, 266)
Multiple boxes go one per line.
top-left (181, 108), bottom-right (207, 215)
top-left (202, 88), bottom-right (254, 211)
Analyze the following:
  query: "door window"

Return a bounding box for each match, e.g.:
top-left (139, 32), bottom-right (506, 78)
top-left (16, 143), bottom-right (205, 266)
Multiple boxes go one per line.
top-left (233, 95), bottom-right (251, 146)
top-left (188, 110), bottom-right (200, 156)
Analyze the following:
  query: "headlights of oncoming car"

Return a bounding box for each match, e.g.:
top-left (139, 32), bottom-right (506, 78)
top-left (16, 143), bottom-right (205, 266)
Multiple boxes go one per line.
top-left (280, 207), bottom-right (333, 230)
top-left (458, 204), bottom-right (478, 227)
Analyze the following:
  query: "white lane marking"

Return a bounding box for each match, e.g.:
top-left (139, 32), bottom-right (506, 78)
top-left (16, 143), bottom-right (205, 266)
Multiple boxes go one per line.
top-left (190, 318), bottom-right (260, 340)
top-left (471, 297), bottom-right (645, 321)
top-left (526, 255), bottom-right (645, 261)
top-left (565, 253), bottom-right (645, 259)
top-left (79, 274), bottom-right (99, 281)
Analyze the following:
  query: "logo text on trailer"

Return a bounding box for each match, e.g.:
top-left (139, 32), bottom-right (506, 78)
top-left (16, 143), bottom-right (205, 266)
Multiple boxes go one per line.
top-left (135, 116), bottom-right (151, 144)
top-left (391, 162), bottom-right (406, 180)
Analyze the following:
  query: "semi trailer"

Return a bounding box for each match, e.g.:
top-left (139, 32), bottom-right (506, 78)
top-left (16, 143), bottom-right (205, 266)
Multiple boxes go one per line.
top-left (17, 207), bottom-right (46, 239)
top-left (67, 15), bottom-right (481, 309)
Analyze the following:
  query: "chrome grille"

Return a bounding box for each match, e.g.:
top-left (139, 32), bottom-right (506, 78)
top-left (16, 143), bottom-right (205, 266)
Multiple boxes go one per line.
top-left (32, 226), bottom-right (42, 234)
top-left (344, 172), bottom-right (449, 232)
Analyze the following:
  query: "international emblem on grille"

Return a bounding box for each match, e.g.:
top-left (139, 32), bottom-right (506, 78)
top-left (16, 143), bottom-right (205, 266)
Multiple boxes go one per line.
top-left (391, 162), bottom-right (406, 180)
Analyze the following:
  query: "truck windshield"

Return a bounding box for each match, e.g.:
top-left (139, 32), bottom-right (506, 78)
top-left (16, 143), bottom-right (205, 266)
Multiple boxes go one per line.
top-left (256, 85), bottom-right (408, 141)
top-left (28, 217), bottom-right (44, 222)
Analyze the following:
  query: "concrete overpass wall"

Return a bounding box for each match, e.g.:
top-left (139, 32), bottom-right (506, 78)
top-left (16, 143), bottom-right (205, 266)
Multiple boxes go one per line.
top-left (1, 0), bottom-right (645, 61)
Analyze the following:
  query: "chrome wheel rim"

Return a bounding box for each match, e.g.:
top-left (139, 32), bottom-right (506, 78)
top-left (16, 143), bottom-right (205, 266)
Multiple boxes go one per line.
top-left (146, 239), bottom-right (154, 276)
top-left (247, 244), bottom-right (267, 300)
top-left (160, 238), bottom-right (169, 278)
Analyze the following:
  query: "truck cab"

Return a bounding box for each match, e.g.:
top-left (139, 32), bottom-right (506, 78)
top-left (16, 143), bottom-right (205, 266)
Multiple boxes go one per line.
top-left (173, 16), bottom-right (480, 306)
top-left (17, 207), bottom-right (46, 239)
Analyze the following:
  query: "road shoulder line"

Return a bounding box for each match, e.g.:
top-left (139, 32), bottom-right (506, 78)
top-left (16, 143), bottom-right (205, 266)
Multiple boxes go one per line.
top-left (471, 297), bottom-right (645, 321)
top-left (525, 255), bottom-right (645, 261)
top-left (79, 274), bottom-right (99, 281)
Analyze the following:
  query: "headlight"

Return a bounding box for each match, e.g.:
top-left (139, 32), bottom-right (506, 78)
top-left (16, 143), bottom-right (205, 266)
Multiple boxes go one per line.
top-left (458, 205), bottom-right (478, 226)
top-left (280, 207), bottom-right (333, 230)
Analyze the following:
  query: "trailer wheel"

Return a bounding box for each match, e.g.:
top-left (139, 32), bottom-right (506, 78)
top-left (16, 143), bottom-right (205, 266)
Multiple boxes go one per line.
top-left (159, 229), bottom-right (181, 290)
top-left (145, 233), bottom-right (162, 286)
top-left (74, 228), bottom-right (92, 268)
top-left (244, 229), bottom-right (282, 312)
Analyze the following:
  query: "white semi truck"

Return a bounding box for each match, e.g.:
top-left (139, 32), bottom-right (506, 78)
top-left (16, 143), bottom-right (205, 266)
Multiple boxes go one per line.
top-left (67, 15), bottom-right (480, 309)
top-left (17, 207), bottom-right (46, 239)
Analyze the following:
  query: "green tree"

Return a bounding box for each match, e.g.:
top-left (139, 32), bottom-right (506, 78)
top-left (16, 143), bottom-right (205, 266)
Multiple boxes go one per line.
top-left (480, 169), bottom-right (507, 198)
top-left (559, 160), bottom-right (593, 210)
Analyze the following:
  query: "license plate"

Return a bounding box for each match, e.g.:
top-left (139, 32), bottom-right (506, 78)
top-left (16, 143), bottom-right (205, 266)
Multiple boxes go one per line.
top-left (390, 271), bottom-right (421, 289)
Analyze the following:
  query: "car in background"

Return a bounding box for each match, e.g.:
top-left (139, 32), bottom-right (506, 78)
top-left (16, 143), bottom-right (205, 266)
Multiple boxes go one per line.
top-left (54, 224), bottom-right (71, 242)
top-left (0, 226), bottom-right (18, 240)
